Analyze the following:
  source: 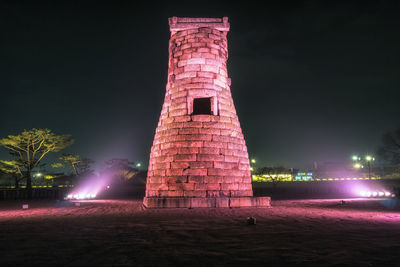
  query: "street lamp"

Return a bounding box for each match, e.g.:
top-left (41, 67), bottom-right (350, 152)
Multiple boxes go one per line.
top-left (354, 163), bottom-right (362, 169)
top-left (251, 158), bottom-right (256, 164)
top-left (365, 155), bottom-right (374, 179)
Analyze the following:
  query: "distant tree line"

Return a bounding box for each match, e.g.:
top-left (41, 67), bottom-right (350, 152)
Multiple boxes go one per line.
top-left (378, 127), bottom-right (400, 178)
top-left (0, 128), bottom-right (144, 198)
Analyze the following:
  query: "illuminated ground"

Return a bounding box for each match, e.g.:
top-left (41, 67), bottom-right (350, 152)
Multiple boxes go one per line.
top-left (0, 198), bottom-right (399, 266)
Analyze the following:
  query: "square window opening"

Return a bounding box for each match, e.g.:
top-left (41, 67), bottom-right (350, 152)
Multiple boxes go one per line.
top-left (192, 97), bottom-right (212, 115)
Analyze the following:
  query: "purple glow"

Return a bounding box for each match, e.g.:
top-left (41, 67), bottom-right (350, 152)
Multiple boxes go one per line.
top-left (65, 172), bottom-right (114, 200)
top-left (357, 190), bottom-right (393, 198)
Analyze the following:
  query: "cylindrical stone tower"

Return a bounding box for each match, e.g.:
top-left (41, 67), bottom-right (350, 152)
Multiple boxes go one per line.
top-left (143, 17), bottom-right (270, 208)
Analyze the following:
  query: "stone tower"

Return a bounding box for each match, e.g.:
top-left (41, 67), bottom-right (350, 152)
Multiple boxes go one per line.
top-left (143, 17), bottom-right (270, 208)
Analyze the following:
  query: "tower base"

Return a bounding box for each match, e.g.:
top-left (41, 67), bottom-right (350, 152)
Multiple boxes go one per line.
top-left (143, 196), bottom-right (270, 209)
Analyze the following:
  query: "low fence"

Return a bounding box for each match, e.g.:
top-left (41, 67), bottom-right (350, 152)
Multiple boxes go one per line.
top-left (0, 188), bottom-right (70, 200)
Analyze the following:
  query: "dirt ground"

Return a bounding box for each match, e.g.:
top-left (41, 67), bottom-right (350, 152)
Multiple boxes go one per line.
top-left (1, 198), bottom-right (399, 266)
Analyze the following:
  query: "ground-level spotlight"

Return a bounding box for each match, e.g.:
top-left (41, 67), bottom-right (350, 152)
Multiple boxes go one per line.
top-left (65, 193), bottom-right (97, 200)
top-left (358, 190), bottom-right (393, 198)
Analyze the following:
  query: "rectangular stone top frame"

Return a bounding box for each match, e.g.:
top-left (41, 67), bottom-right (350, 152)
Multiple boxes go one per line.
top-left (169, 16), bottom-right (230, 32)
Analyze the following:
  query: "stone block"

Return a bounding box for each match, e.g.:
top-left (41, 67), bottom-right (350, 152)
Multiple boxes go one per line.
top-left (179, 128), bottom-right (199, 134)
top-left (153, 169), bottom-right (166, 176)
top-left (173, 141), bottom-right (203, 148)
top-left (220, 190), bottom-right (231, 197)
top-left (229, 197), bottom-right (252, 208)
top-left (148, 176), bottom-right (164, 184)
top-left (184, 64), bottom-right (201, 72)
top-left (215, 198), bottom-right (230, 208)
top-left (199, 147), bottom-right (220, 154)
top-left (183, 122), bottom-right (203, 128)
top-left (206, 183), bottom-right (221, 190)
top-left (230, 190), bottom-right (253, 197)
top-left (171, 162), bottom-right (190, 169)
top-left (184, 190), bottom-right (206, 197)
top-left (197, 47), bottom-right (210, 53)
top-left (221, 183), bottom-right (238, 190)
top-left (187, 58), bottom-right (206, 65)
top-left (197, 154), bottom-right (225, 162)
top-left (200, 53), bottom-right (216, 59)
top-left (158, 190), bottom-right (184, 197)
top-left (168, 183), bottom-right (184, 191)
top-left (178, 147), bottom-right (199, 154)
top-left (166, 169), bottom-right (183, 176)
top-left (192, 115), bottom-right (213, 122)
top-left (254, 197), bottom-right (271, 207)
top-left (238, 163), bottom-right (250, 170)
top-left (145, 190), bottom-right (159, 197)
top-left (238, 183), bottom-right (252, 190)
top-left (143, 197), bottom-right (191, 208)
top-left (214, 161), bottom-right (237, 169)
top-left (204, 176), bottom-right (220, 183)
top-left (188, 176), bottom-right (205, 183)
top-left (189, 161), bottom-right (213, 169)
top-left (191, 77), bottom-right (214, 83)
top-left (224, 155), bottom-right (239, 163)
top-left (197, 71), bottom-right (215, 78)
top-left (174, 115), bottom-right (191, 122)
top-left (201, 64), bottom-right (219, 73)
top-left (183, 168), bottom-right (207, 176)
top-left (161, 148), bottom-right (178, 155)
top-left (153, 162), bottom-right (170, 170)
top-left (177, 134), bottom-right (212, 141)
top-left (206, 190), bottom-right (221, 197)
top-left (166, 176), bottom-right (188, 183)
top-left (190, 198), bottom-right (216, 208)
top-left (187, 88), bottom-right (216, 97)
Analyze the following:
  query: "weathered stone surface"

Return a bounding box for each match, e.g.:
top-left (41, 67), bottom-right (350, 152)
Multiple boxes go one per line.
top-left (143, 196), bottom-right (271, 208)
top-left (144, 17), bottom-right (269, 208)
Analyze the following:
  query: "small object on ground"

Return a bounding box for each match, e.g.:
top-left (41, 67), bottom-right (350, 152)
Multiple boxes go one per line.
top-left (341, 200), bottom-right (346, 205)
top-left (22, 204), bottom-right (29, 209)
top-left (247, 216), bottom-right (256, 225)
top-left (74, 202), bottom-right (81, 207)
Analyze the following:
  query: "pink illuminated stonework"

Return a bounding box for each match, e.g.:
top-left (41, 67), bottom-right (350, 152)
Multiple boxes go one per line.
top-left (143, 17), bottom-right (270, 208)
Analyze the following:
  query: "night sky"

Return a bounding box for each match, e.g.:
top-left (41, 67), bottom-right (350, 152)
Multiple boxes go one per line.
top-left (1, 1), bottom-right (399, 170)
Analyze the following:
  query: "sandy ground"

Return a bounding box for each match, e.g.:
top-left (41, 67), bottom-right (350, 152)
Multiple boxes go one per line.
top-left (0, 198), bottom-right (399, 266)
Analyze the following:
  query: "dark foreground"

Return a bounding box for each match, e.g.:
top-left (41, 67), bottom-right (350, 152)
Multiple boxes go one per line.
top-left (1, 198), bottom-right (399, 266)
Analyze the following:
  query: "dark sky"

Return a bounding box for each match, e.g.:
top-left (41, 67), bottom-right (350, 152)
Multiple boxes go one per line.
top-left (1, 1), bottom-right (399, 170)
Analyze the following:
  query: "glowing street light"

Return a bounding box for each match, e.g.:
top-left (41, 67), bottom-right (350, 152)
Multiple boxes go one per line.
top-left (251, 158), bottom-right (256, 164)
top-left (354, 163), bottom-right (362, 169)
top-left (365, 155), bottom-right (374, 179)
top-left (136, 163), bottom-right (141, 168)
top-left (352, 155), bottom-right (359, 161)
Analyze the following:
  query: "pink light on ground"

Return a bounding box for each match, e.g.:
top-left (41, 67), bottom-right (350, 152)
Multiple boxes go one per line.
top-left (358, 190), bottom-right (393, 198)
top-left (65, 172), bottom-right (114, 200)
top-left (351, 182), bottom-right (393, 198)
